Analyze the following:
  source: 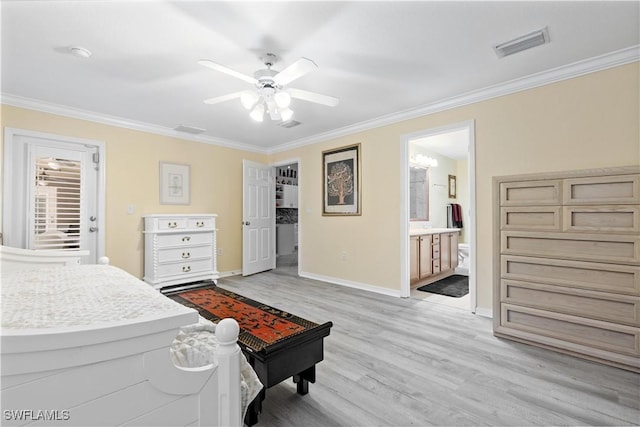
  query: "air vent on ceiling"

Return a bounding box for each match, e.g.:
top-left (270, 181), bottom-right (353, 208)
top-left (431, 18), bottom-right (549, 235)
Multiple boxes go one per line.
top-left (494, 27), bottom-right (550, 58)
top-left (278, 120), bottom-right (301, 129)
top-left (174, 124), bottom-right (206, 135)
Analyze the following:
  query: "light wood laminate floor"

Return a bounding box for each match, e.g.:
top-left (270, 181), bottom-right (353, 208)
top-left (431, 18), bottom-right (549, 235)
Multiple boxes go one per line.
top-left (219, 268), bottom-right (640, 427)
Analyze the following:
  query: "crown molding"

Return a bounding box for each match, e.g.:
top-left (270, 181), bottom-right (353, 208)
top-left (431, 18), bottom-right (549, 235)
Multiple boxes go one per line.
top-left (268, 45), bottom-right (640, 154)
top-left (0, 94), bottom-right (267, 154)
top-left (2, 45), bottom-right (637, 156)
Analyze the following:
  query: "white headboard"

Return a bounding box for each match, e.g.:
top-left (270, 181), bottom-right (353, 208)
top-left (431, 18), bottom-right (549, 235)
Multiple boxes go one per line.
top-left (0, 245), bottom-right (90, 273)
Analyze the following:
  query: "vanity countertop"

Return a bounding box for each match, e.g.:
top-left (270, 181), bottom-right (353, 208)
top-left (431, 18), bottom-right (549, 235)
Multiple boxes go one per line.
top-left (410, 228), bottom-right (460, 236)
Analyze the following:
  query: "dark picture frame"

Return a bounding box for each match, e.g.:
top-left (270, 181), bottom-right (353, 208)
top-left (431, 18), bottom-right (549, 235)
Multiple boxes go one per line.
top-left (448, 174), bottom-right (457, 199)
top-left (322, 143), bottom-right (361, 216)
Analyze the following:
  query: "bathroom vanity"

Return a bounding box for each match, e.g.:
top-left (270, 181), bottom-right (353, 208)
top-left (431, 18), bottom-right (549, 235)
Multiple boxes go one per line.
top-left (410, 228), bottom-right (460, 285)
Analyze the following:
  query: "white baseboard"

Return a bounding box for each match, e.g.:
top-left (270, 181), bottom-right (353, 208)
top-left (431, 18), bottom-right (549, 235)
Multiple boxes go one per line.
top-left (299, 271), bottom-right (402, 298)
top-left (474, 307), bottom-right (493, 318)
top-left (218, 270), bottom-right (242, 278)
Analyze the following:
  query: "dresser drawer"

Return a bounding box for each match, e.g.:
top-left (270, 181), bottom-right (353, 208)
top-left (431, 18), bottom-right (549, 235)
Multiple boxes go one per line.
top-left (432, 260), bottom-right (440, 273)
top-left (563, 174), bottom-right (639, 205)
top-left (500, 206), bottom-right (562, 231)
top-left (501, 280), bottom-right (640, 326)
top-left (563, 205), bottom-right (640, 234)
top-left (156, 232), bottom-right (212, 248)
top-left (500, 303), bottom-right (639, 357)
top-left (157, 218), bottom-right (188, 230)
top-left (501, 231), bottom-right (640, 265)
top-left (500, 180), bottom-right (562, 206)
top-left (187, 217), bottom-right (215, 229)
top-left (155, 258), bottom-right (213, 278)
top-left (501, 255), bottom-right (640, 295)
top-left (157, 245), bottom-right (213, 263)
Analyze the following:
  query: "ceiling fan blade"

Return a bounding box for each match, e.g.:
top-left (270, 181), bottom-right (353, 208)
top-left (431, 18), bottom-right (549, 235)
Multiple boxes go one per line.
top-left (288, 88), bottom-right (340, 107)
top-left (203, 91), bottom-right (244, 105)
top-left (198, 59), bottom-right (257, 85)
top-left (273, 57), bottom-right (318, 86)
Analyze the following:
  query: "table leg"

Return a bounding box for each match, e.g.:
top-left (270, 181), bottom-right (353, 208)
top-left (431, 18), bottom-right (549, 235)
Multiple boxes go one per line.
top-left (292, 365), bottom-right (316, 395)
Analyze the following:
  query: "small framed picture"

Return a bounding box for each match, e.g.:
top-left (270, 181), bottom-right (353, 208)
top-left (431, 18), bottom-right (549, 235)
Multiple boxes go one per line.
top-left (322, 143), bottom-right (361, 216)
top-left (448, 174), bottom-right (457, 199)
top-left (160, 162), bottom-right (190, 205)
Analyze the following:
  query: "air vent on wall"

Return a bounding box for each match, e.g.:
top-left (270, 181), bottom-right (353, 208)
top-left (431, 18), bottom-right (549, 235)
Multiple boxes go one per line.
top-left (278, 120), bottom-right (301, 129)
top-left (494, 27), bottom-right (550, 58)
top-left (174, 124), bottom-right (206, 135)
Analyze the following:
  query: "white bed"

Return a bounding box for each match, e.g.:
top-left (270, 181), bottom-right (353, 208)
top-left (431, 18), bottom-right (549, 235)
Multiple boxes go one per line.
top-left (0, 246), bottom-right (262, 426)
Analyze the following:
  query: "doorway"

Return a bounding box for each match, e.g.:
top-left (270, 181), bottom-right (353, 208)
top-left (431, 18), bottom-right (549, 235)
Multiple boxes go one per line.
top-left (273, 160), bottom-right (299, 276)
top-left (401, 121), bottom-right (477, 313)
top-left (3, 128), bottom-right (106, 264)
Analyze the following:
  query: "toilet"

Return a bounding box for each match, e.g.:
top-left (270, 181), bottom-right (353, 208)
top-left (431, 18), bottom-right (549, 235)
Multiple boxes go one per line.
top-left (455, 243), bottom-right (470, 276)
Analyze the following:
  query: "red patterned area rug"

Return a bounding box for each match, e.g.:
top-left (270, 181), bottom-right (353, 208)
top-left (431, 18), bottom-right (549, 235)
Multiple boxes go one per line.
top-left (167, 286), bottom-right (321, 353)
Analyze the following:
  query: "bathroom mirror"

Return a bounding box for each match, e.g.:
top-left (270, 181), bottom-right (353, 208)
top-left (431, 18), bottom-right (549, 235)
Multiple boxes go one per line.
top-left (409, 166), bottom-right (429, 221)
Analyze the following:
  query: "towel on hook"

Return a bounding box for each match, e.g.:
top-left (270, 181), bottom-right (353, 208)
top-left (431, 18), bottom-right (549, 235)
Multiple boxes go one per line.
top-left (449, 203), bottom-right (463, 228)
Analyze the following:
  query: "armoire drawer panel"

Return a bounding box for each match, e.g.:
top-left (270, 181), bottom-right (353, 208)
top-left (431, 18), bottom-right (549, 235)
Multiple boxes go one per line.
top-left (563, 174), bottom-right (640, 205)
top-left (157, 245), bottom-right (213, 263)
top-left (500, 207), bottom-right (562, 231)
top-left (501, 304), bottom-right (639, 356)
top-left (500, 180), bottom-right (562, 206)
top-left (501, 255), bottom-right (640, 295)
top-left (501, 280), bottom-right (640, 326)
top-left (155, 233), bottom-right (213, 248)
top-left (155, 259), bottom-right (213, 278)
top-left (563, 206), bottom-right (639, 234)
top-left (501, 231), bottom-right (640, 264)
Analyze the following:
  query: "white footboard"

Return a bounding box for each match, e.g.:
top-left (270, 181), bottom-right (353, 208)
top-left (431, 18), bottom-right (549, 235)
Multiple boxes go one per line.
top-left (1, 246), bottom-right (246, 427)
top-left (1, 318), bottom-right (242, 426)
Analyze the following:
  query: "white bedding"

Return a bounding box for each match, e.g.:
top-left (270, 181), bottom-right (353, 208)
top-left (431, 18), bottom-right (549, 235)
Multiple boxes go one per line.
top-left (1, 264), bottom-right (262, 417)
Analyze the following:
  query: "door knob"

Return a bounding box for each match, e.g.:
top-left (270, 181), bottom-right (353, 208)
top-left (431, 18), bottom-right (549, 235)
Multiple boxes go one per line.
top-left (243, 221), bottom-right (251, 226)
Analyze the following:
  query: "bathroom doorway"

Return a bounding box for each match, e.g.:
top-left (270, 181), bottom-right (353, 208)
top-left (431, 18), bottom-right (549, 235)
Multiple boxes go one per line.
top-left (401, 121), bottom-right (477, 313)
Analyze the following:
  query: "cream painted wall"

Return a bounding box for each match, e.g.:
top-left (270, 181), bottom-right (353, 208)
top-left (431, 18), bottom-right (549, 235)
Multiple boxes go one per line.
top-left (271, 62), bottom-right (640, 311)
top-left (1, 63), bottom-right (637, 312)
top-left (0, 105), bottom-right (267, 278)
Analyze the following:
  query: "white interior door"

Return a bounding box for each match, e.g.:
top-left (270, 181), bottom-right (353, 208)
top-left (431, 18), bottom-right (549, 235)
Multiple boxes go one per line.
top-left (3, 128), bottom-right (105, 264)
top-left (242, 160), bottom-right (275, 275)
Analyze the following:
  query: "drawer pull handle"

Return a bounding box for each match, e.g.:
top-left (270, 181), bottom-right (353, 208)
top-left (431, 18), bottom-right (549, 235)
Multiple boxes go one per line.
top-left (182, 266), bottom-right (191, 273)
top-left (196, 221), bottom-right (205, 227)
top-left (182, 252), bottom-right (191, 259)
top-left (182, 236), bottom-right (191, 242)
top-left (168, 221), bottom-right (178, 228)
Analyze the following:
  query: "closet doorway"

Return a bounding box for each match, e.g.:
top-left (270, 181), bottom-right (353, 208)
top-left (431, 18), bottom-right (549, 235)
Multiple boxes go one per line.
top-left (273, 160), bottom-right (299, 276)
top-left (401, 121), bottom-right (477, 313)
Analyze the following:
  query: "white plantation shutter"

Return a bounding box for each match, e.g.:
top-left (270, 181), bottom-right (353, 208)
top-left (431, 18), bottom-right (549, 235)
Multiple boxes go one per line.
top-left (32, 157), bottom-right (82, 250)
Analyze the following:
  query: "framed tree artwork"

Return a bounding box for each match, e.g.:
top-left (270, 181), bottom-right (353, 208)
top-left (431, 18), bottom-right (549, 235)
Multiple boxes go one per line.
top-left (322, 143), bottom-right (361, 216)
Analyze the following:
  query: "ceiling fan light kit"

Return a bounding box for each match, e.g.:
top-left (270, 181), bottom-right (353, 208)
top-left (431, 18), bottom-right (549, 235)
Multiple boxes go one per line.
top-left (200, 53), bottom-right (339, 123)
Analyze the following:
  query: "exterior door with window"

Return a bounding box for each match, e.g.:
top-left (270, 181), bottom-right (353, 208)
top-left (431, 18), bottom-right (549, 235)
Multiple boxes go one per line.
top-left (3, 128), bottom-right (104, 264)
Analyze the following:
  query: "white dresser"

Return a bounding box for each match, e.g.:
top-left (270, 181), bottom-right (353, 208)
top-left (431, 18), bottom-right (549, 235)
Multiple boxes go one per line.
top-left (143, 214), bottom-right (219, 290)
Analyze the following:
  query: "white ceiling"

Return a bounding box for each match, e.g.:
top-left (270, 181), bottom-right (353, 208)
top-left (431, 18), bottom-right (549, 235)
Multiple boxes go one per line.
top-left (2, 1), bottom-right (638, 153)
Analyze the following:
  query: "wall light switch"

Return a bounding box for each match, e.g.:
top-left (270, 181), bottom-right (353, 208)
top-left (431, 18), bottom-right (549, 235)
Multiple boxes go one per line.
top-left (127, 205), bottom-right (135, 215)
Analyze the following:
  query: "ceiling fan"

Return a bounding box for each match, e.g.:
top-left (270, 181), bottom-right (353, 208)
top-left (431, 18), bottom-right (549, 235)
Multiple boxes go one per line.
top-left (199, 53), bottom-right (339, 122)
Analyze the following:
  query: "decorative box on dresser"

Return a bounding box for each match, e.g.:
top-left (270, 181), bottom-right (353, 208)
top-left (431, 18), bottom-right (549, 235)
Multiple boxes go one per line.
top-left (493, 166), bottom-right (640, 372)
top-left (143, 214), bottom-right (219, 290)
